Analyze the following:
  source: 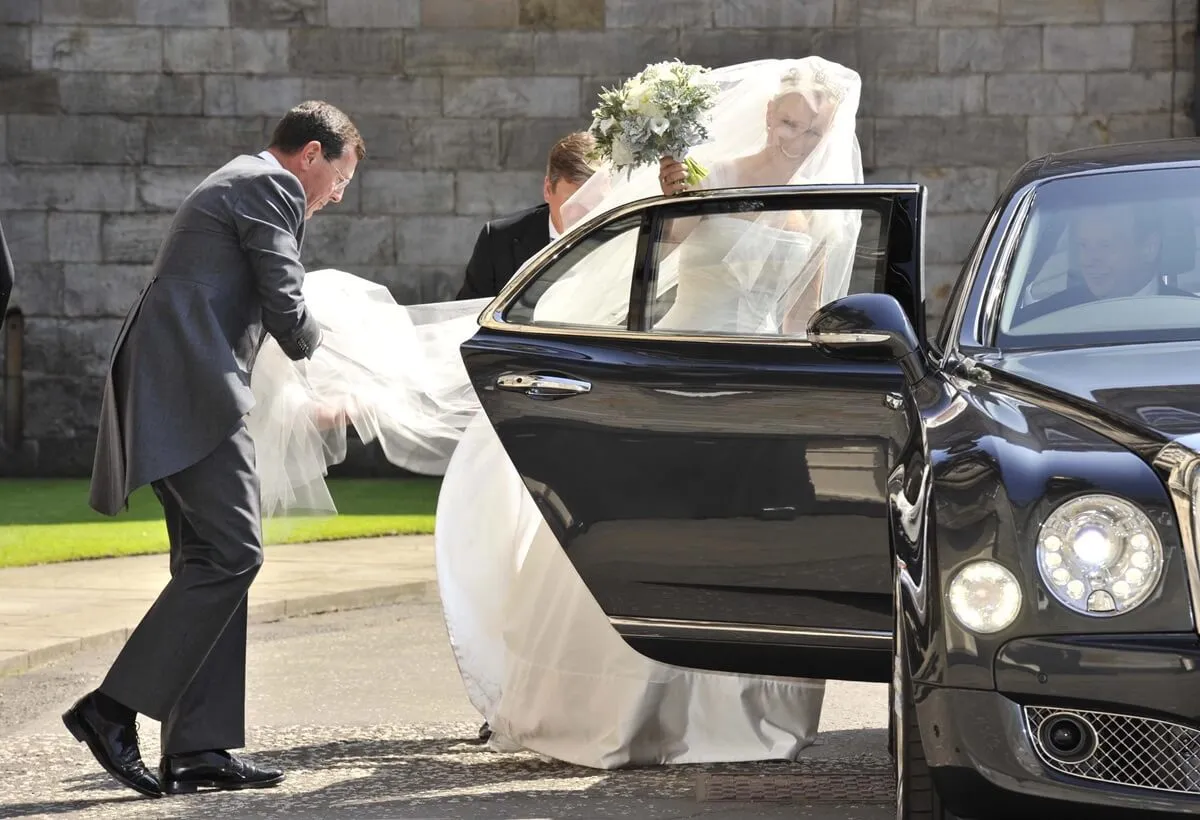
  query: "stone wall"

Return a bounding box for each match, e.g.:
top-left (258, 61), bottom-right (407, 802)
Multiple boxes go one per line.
top-left (0, 0), bottom-right (1195, 475)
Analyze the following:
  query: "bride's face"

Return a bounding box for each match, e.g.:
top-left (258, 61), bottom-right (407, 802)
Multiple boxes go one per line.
top-left (767, 92), bottom-right (830, 164)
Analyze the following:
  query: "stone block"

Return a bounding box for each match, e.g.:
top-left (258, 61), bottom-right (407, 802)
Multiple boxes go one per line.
top-left (1176, 23), bottom-right (1195, 70)
top-left (444, 77), bottom-right (579, 118)
top-left (607, 0), bottom-right (711, 27)
top-left (32, 26), bottom-right (162, 72)
top-left (835, 0), bottom-right (915, 26)
top-left (986, 73), bottom-right (1085, 115)
top-left (0, 0), bottom-right (40, 22)
top-left (302, 216), bottom-right (396, 267)
top-left (500, 117), bottom-right (587, 169)
top-left (1044, 25), bottom-right (1134, 71)
top-left (0, 25), bottom-right (28, 71)
top-left (1104, 0), bottom-right (1173, 22)
top-left (8, 115), bottom-right (146, 164)
top-left (59, 74), bottom-right (203, 115)
top-left (867, 76), bottom-right (984, 117)
top-left (360, 170), bottom-right (455, 214)
top-left (1172, 111), bottom-right (1194, 138)
top-left (8, 262), bottom-right (64, 315)
top-left (533, 30), bottom-right (678, 76)
top-left (856, 28), bottom-right (939, 74)
top-left (136, 0), bottom-right (229, 26)
top-left (395, 216), bottom-right (481, 265)
top-left (1001, 0), bottom-right (1101, 24)
top-left (302, 77), bottom-right (442, 117)
top-left (356, 116), bottom-right (500, 169)
top-left (421, 0), bottom-right (516, 27)
top-left (938, 26), bottom-right (1042, 72)
top-left (164, 29), bottom-right (230, 72)
top-left (289, 30), bottom-right (403, 75)
top-left (926, 214), bottom-right (988, 265)
top-left (147, 117), bottom-right (269, 166)
top-left (137, 168), bottom-right (212, 211)
top-left (1177, 0), bottom-right (1196, 23)
top-left (63, 263), bottom-right (152, 317)
top-left (101, 215), bottom-right (173, 264)
top-left (43, 0), bottom-right (133, 23)
top-left (231, 0), bottom-right (324, 25)
top-left (911, 167), bottom-right (998, 213)
top-left (21, 375), bottom-right (105, 441)
top-left (678, 29), bottom-right (858, 70)
top-left (328, 0), bottom-right (420, 27)
top-left (0, 167), bottom-right (138, 211)
top-left (0, 212), bottom-right (47, 263)
top-left (1086, 71), bottom-right (1174, 113)
top-left (406, 31), bottom-right (534, 76)
top-left (518, 0), bottom-right (604, 29)
top-left (22, 318), bottom-right (120, 378)
top-left (1133, 24), bottom-right (1175, 70)
top-left (875, 116), bottom-right (1028, 167)
top-left (1027, 113), bottom-right (1173, 156)
top-left (455, 171), bottom-right (545, 215)
top-left (204, 76), bottom-right (305, 117)
top-left (714, 0), bottom-right (835, 27)
top-left (0, 73), bottom-right (61, 114)
top-left (916, 0), bottom-right (998, 25)
top-left (48, 213), bottom-right (102, 262)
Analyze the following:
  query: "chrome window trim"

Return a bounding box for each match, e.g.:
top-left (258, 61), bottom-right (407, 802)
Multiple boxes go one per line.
top-left (938, 201), bottom-right (1003, 361)
top-left (974, 185), bottom-right (1037, 347)
top-left (478, 184), bottom-right (924, 347)
top-left (1153, 442), bottom-right (1200, 636)
top-left (609, 615), bottom-right (893, 647)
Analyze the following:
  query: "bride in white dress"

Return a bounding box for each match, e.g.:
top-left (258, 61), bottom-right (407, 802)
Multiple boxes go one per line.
top-left (247, 56), bottom-right (865, 769)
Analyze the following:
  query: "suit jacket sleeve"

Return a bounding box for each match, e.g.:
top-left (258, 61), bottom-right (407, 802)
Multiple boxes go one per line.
top-left (233, 172), bottom-right (322, 361)
top-left (456, 223), bottom-right (496, 300)
top-left (0, 218), bottom-right (12, 328)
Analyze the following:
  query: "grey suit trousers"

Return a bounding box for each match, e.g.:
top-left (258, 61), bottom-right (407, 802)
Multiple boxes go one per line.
top-left (99, 418), bottom-right (263, 755)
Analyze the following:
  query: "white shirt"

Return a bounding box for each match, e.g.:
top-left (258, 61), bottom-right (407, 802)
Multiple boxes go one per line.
top-left (258, 149), bottom-right (282, 169)
top-left (548, 214), bottom-right (560, 242)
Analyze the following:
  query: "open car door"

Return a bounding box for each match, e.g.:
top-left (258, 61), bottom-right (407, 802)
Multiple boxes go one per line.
top-left (461, 185), bottom-right (925, 683)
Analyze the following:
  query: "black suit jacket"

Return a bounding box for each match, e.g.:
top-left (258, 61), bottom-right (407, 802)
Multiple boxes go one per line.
top-left (0, 218), bottom-right (12, 331)
top-left (456, 204), bottom-right (551, 301)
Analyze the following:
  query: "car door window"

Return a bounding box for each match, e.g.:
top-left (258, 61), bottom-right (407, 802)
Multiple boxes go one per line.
top-left (647, 201), bottom-right (882, 337)
top-left (503, 213), bottom-right (643, 330)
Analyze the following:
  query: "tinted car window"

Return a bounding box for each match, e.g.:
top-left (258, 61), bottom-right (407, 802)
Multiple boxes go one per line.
top-left (996, 167), bottom-right (1200, 349)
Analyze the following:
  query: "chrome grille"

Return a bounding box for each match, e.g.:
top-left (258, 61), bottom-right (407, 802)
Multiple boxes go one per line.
top-left (1025, 706), bottom-right (1200, 795)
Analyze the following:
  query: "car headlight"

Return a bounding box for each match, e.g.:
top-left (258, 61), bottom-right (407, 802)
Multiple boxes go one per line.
top-left (1036, 494), bottom-right (1164, 616)
top-left (947, 560), bottom-right (1023, 634)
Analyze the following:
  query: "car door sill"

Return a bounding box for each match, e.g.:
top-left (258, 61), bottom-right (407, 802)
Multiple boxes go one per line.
top-left (609, 616), bottom-right (892, 649)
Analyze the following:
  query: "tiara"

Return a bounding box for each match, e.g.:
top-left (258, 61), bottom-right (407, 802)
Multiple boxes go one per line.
top-left (779, 66), bottom-right (845, 102)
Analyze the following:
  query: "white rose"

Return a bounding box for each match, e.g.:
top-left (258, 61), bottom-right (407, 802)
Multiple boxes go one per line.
top-left (611, 138), bottom-right (634, 167)
top-left (649, 117), bottom-right (671, 135)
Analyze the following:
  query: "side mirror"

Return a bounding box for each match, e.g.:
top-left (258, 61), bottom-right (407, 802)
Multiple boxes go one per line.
top-left (807, 293), bottom-right (927, 386)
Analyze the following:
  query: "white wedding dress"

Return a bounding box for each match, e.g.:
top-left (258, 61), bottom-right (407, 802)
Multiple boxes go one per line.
top-left (247, 57), bottom-right (865, 769)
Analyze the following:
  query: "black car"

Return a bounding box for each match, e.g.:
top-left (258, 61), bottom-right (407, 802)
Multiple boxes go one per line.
top-left (461, 138), bottom-right (1200, 818)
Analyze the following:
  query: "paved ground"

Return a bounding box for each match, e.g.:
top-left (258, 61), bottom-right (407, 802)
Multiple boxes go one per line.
top-left (0, 537), bottom-right (438, 677)
top-left (0, 600), bottom-right (894, 819)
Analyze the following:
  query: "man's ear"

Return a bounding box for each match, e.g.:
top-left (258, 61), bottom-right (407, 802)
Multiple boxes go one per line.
top-left (542, 176), bottom-right (554, 203)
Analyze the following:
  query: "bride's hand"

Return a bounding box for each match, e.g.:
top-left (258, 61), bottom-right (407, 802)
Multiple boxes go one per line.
top-left (659, 156), bottom-right (687, 196)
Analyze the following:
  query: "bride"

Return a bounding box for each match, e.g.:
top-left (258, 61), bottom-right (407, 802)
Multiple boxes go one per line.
top-left (247, 56), bottom-right (865, 769)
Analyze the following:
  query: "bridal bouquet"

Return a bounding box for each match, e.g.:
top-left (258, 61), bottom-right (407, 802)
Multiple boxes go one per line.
top-left (588, 60), bottom-right (721, 186)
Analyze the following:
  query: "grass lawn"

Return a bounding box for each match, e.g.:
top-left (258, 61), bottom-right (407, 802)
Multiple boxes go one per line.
top-left (0, 478), bottom-right (440, 568)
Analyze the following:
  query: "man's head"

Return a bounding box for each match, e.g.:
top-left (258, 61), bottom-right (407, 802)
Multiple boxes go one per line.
top-left (543, 132), bottom-right (596, 234)
top-left (1070, 202), bottom-right (1162, 299)
top-left (268, 101), bottom-right (366, 219)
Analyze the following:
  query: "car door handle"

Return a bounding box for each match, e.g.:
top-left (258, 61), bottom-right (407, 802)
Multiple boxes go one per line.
top-left (496, 373), bottom-right (592, 399)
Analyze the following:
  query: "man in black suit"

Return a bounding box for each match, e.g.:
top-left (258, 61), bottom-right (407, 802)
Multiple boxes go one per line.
top-left (1018, 201), bottom-right (1195, 324)
top-left (456, 132), bottom-right (596, 300)
top-left (0, 218), bottom-right (12, 330)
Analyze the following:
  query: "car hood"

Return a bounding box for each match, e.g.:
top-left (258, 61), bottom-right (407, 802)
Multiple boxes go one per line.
top-left (987, 341), bottom-right (1200, 450)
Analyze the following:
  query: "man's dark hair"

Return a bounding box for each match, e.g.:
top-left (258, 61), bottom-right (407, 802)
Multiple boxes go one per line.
top-left (269, 100), bottom-right (366, 162)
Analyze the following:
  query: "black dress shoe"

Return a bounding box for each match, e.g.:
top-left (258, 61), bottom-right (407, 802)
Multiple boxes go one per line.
top-left (478, 721), bottom-right (493, 741)
top-left (160, 750), bottom-right (284, 795)
top-left (62, 693), bottom-right (162, 799)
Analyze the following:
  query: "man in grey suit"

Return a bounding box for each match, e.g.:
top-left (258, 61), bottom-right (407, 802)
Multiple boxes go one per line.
top-left (62, 101), bottom-right (365, 799)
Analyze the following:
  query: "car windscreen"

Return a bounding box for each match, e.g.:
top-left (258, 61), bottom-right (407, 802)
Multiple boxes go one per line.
top-left (996, 166), bottom-right (1200, 350)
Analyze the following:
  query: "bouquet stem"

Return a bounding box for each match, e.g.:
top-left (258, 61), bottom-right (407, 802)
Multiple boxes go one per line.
top-left (683, 156), bottom-right (708, 186)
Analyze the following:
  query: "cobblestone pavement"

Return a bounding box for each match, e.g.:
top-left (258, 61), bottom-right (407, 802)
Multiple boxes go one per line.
top-left (0, 602), bottom-right (893, 819)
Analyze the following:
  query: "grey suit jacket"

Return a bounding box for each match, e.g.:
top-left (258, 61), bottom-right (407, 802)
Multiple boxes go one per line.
top-left (90, 154), bottom-right (322, 516)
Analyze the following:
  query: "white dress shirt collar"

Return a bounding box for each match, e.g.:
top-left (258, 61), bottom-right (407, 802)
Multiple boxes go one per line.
top-left (258, 149), bottom-right (282, 169)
